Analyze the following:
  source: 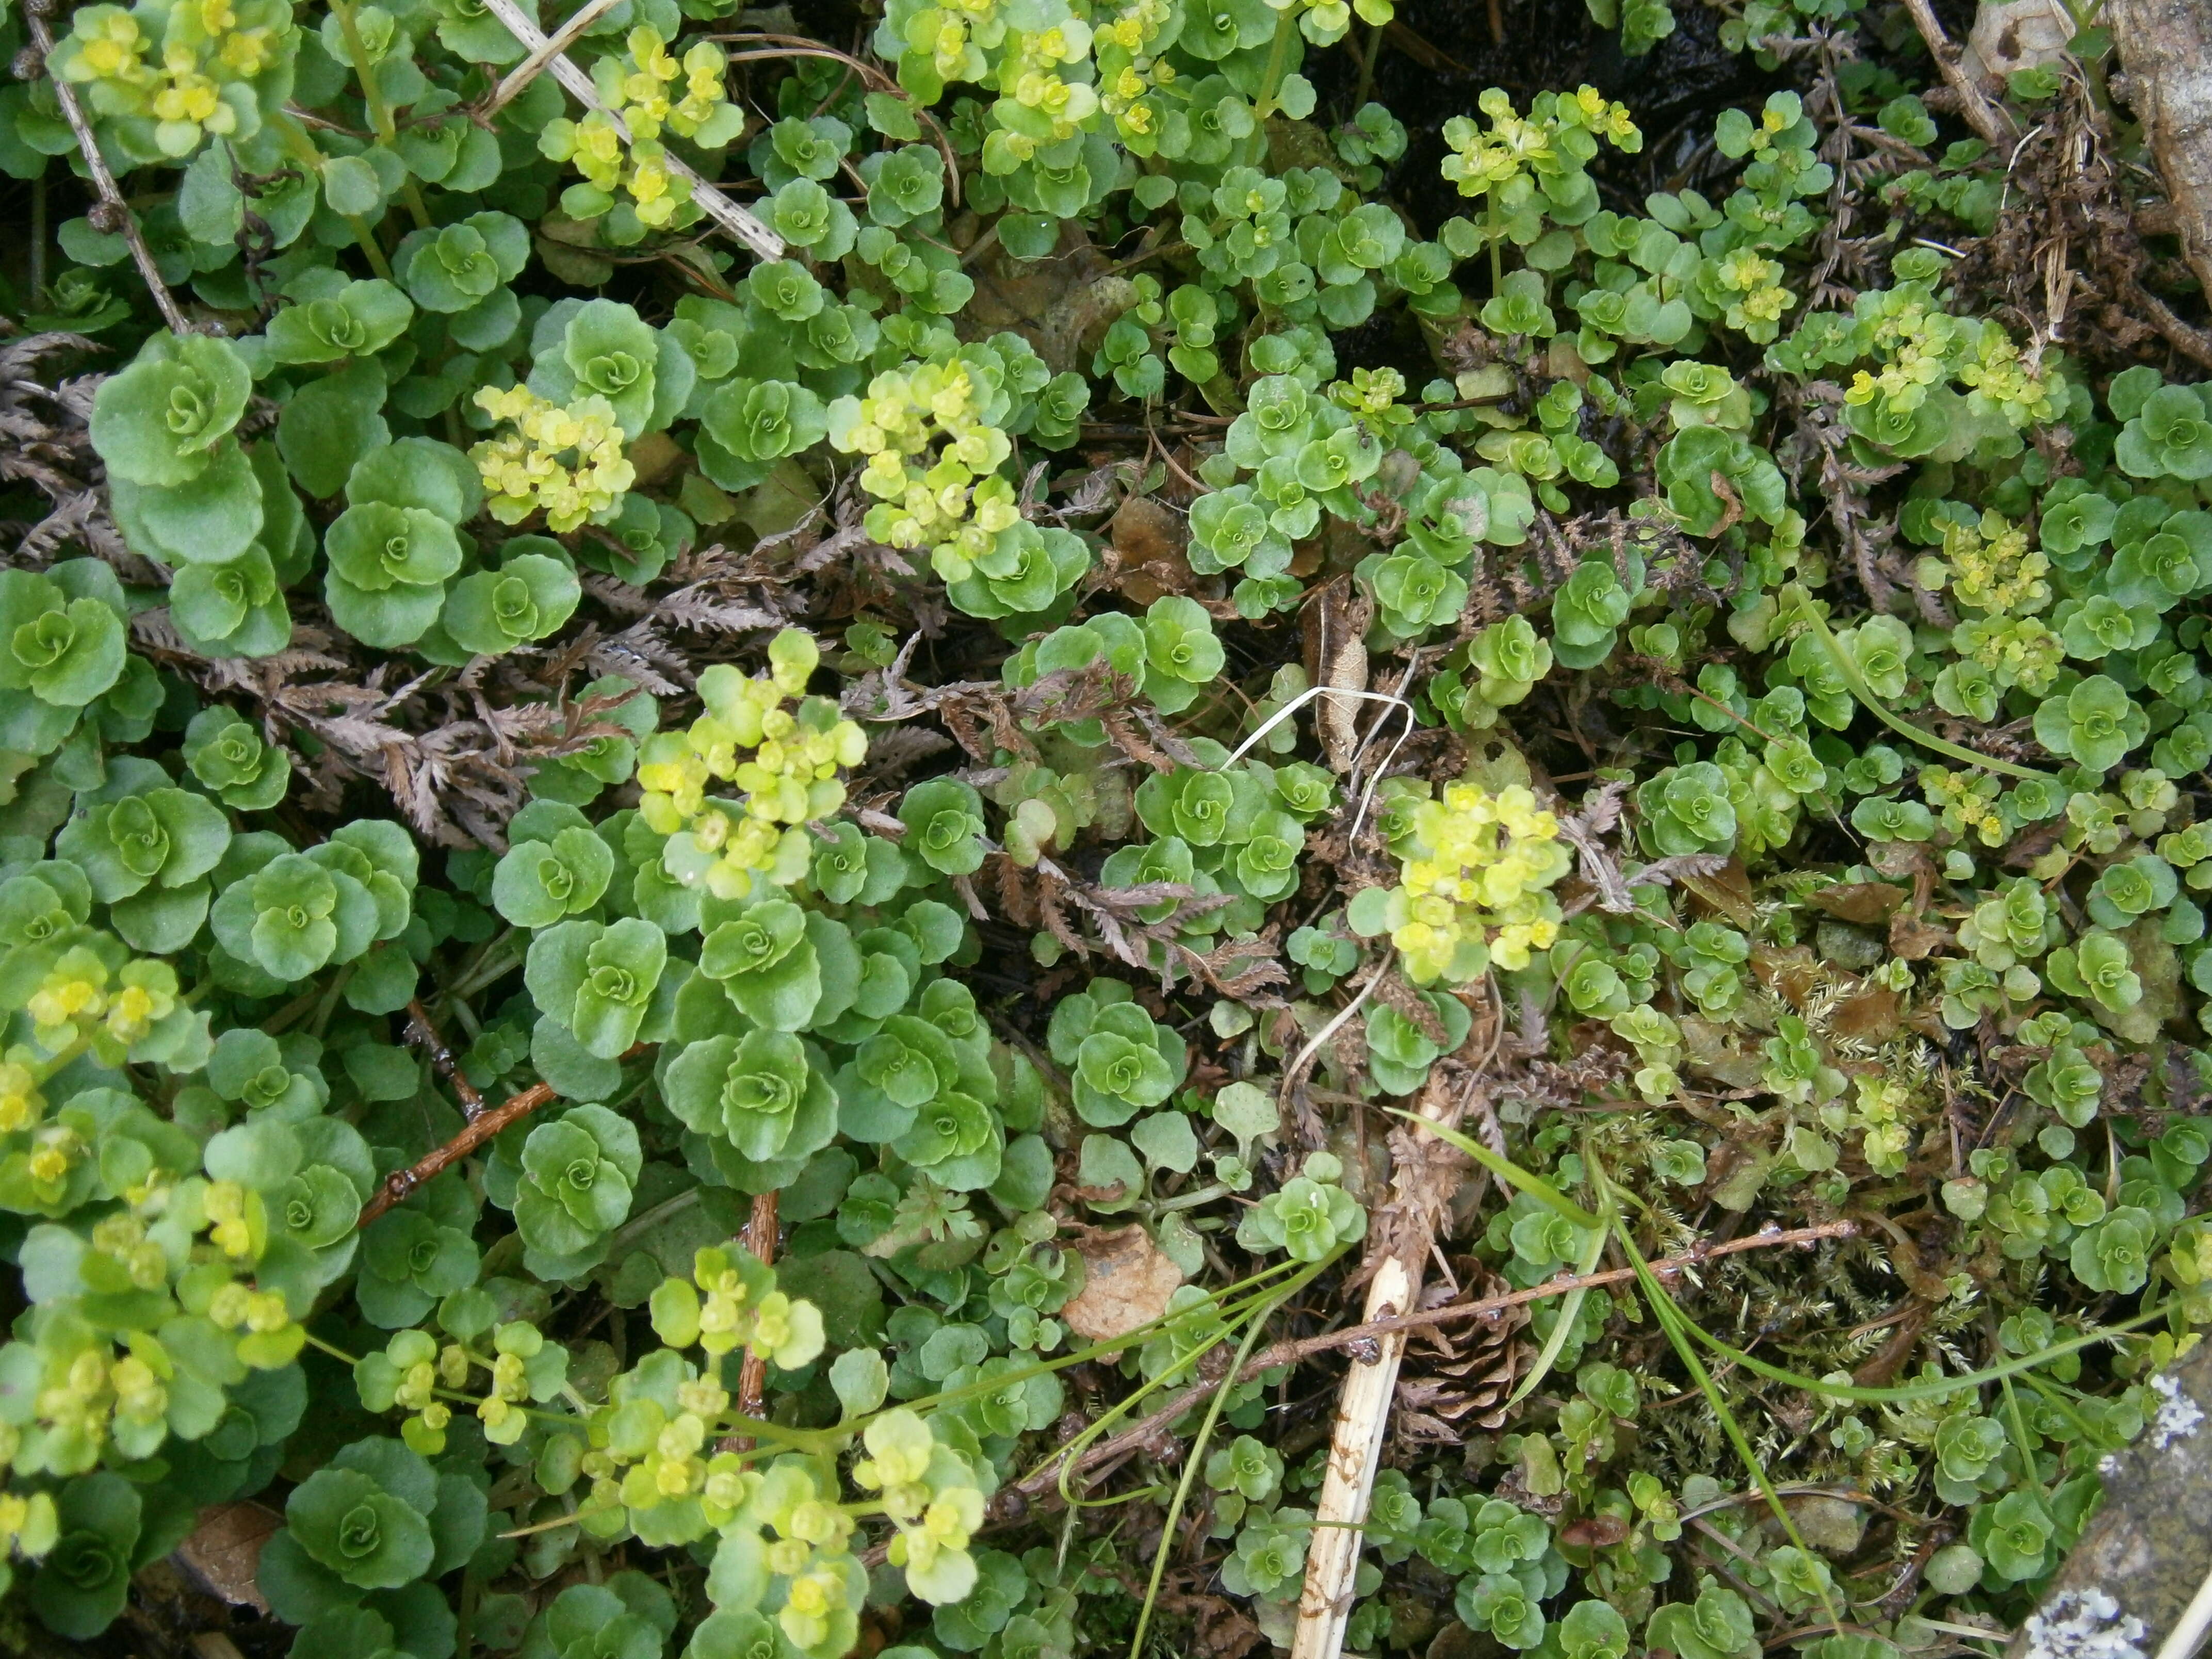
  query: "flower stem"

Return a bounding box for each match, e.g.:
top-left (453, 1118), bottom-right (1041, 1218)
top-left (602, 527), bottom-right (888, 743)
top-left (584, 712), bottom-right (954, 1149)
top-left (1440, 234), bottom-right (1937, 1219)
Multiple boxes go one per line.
top-left (1254, 14), bottom-right (1295, 121)
top-left (274, 115), bottom-right (397, 279)
top-left (325, 0), bottom-right (434, 229)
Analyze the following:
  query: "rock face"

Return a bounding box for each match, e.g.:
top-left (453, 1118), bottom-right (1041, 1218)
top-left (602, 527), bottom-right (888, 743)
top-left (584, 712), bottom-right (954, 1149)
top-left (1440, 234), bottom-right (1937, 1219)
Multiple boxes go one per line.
top-left (2006, 1343), bottom-right (2212, 1659)
top-left (2113, 0), bottom-right (2212, 303)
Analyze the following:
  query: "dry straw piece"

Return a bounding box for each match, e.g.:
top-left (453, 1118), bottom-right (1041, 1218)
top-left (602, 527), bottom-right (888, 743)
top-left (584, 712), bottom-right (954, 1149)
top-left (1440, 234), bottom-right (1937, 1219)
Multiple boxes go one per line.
top-left (474, 0), bottom-right (786, 262)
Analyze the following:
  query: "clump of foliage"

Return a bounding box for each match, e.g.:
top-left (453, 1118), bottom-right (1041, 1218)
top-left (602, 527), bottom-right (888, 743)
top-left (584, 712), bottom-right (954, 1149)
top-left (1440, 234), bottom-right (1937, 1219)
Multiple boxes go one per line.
top-left (0, 0), bottom-right (2207, 1656)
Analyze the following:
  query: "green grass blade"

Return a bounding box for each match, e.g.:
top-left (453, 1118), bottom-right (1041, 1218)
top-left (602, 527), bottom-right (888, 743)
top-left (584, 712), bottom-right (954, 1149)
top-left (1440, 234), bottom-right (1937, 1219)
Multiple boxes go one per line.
top-left (1396, 1110), bottom-right (1602, 1227)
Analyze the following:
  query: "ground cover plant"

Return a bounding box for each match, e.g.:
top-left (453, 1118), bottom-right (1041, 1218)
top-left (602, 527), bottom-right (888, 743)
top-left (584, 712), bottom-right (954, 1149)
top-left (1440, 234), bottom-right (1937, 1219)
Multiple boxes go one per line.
top-left (0, 0), bottom-right (2208, 1654)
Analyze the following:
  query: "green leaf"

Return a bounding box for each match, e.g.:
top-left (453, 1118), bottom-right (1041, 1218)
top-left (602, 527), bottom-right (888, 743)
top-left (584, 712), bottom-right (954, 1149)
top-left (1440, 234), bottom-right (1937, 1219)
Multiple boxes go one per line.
top-left (109, 439), bottom-right (265, 566)
top-left (278, 361), bottom-right (392, 500)
top-left (89, 332), bottom-right (252, 487)
top-left (29, 1473), bottom-right (139, 1639)
top-left (284, 1462), bottom-right (434, 1590)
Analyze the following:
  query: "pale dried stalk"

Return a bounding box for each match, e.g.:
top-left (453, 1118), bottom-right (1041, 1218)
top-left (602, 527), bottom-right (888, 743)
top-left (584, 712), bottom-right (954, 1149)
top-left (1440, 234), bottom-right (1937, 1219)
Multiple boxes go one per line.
top-left (1898, 0), bottom-right (2019, 149)
top-left (481, 0), bottom-right (629, 120)
top-left (22, 1), bottom-right (193, 336)
top-left (1288, 1079), bottom-right (1459, 1659)
top-left (473, 0), bottom-right (784, 261)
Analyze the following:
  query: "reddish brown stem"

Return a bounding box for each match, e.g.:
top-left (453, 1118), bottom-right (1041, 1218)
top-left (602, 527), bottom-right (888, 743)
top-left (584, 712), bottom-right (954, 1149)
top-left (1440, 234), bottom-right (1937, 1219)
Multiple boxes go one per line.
top-left (356, 1043), bottom-right (646, 1226)
top-left (406, 999), bottom-right (485, 1121)
top-left (724, 1190), bottom-right (779, 1451)
top-left (360, 1082), bottom-right (555, 1226)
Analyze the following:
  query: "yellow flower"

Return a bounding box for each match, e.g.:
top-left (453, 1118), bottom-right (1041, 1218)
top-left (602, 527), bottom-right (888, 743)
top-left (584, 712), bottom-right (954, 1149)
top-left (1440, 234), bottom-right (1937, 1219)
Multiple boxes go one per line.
top-left (0, 1063), bottom-right (43, 1134)
top-left (470, 387), bottom-right (634, 532)
top-left (1388, 783), bottom-right (1569, 983)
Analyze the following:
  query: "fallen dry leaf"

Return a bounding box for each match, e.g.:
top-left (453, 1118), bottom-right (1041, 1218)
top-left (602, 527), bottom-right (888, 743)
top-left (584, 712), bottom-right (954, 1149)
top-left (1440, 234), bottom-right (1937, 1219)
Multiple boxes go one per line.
top-left (1888, 909), bottom-right (1955, 961)
top-left (172, 1500), bottom-right (281, 1613)
top-left (1809, 880), bottom-right (1909, 925)
top-left (1106, 495), bottom-right (1193, 605)
top-left (1300, 575), bottom-right (1372, 774)
top-left (1560, 1514), bottom-right (1632, 1549)
top-left (1678, 855), bottom-right (1758, 929)
top-left (1829, 982), bottom-right (1904, 1039)
top-left (1062, 1224), bottom-right (1185, 1343)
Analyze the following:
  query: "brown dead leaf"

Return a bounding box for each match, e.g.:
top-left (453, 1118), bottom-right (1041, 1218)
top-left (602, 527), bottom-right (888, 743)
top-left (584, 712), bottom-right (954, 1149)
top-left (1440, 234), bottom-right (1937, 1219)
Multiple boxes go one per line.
top-left (173, 1500), bottom-right (281, 1612)
top-left (1750, 945), bottom-right (1820, 1007)
top-left (1559, 1514), bottom-right (1631, 1549)
top-left (1888, 909), bottom-right (1955, 961)
top-left (1678, 855), bottom-right (1758, 929)
top-left (957, 222), bottom-right (1120, 371)
top-left (1158, 1586), bottom-right (1268, 1659)
top-left (1302, 576), bottom-right (1372, 774)
top-left (625, 431), bottom-right (687, 489)
top-left (1061, 1224), bottom-right (1185, 1344)
top-left (1106, 495), bottom-right (1192, 605)
top-left (2002, 819), bottom-right (2068, 869)
top-left (1809, 881), bottom-right (1909, 925)
top-left (1829, 982), bottom-right (1904, 1039)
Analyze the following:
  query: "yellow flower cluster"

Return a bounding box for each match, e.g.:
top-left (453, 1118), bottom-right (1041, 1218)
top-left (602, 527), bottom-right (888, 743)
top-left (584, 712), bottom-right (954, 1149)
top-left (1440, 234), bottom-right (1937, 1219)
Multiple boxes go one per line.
top-left (1956, 613), bottom-right (2063, 696)
top-left (206, 1278), bottom-right (296, 1340)
top-left (996, 22), bottom-right (1098, 152)
top-left (1443, 86), bottom-right (1638, 202)
top-left (1563, 83), bottom-right (1641, 145)
top-left (832, 363), bottom-right (1015, 576)
top-left (471, 385), bottom-right (637, 533)
top-left (1712, 247), bottom-right (1794, 337)
top-left (0, 1061), bottom-right (41, 1135)
top-left (608, 26), bottom-right (729, 140)
top-left (21, 1126), bottom-right (83, 1198)
top-left (0, 1490), bottom-right (59, 1572)
top-left (637, 631), bottom-right (869, 900)
top-left (90, 1214), bottom-right (169, 1293)
top-left (1959, 326), bottom-right (2062, 428)
top-left (1095, 0), bottom-right (1173, 139)
top-left (1390, 783), bottom-right (1572, 984)
top-left (773, 1539), bottom-right (860, 1653)
top-left (576, 1365), bottom-right (751, 1527)
top-left (1840, 1074), bottom-right (1912, 1175)
top-left (202, 1179), bottom-right (256, 1258)
top-left (1935, 510), bottom-right (2050, 616)
top-left (1443, 90), bottom-right (1558, 197)
top-left (541, 111), bottom-right (633, 199)
top-left (35, 1345), bottom-right (165, 1450)
top-left (543, 27), bottom-right (733, 225)
top-left (1920, 766), bottom-right (2006, 848)
top-left (904, 0), bottom-right (1003, 84)
top-left (856, 1409), bottom-right (984, 1592)
top-left (56, 0), bottom-right (291, 159)
top-left (386, 1345), bottom-right (454, 1451)
top-left (1845, 299), bottom-right (1959, 415)
top-left (25, 947), bottom-right (135, 1052)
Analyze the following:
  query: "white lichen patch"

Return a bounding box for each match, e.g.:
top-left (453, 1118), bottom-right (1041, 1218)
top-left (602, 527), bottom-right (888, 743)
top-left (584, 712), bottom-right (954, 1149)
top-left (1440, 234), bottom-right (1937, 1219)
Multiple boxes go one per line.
top-left (2150, 1372), bottom-right (2206, 1451)
top-left (2023, 1590), bottom-right (2148, 1659)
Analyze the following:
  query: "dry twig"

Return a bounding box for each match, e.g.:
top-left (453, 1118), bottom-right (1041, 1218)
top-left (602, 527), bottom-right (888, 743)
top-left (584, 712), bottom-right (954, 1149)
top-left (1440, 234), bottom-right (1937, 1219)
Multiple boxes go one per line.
top-left (404, 999), bottom-right (485, 1121)
top-left (725, 1190), bottom-right (780, 1449)
top-left (1013, 1219), bottom-right (1860, 1509)
top-left (1289, 1066), bottom-right (1472, 1659)
top-left (1897, 0), bottom-right (2019, 150)
top-left (471, 0), bottom-right (783, 260)
top-left (20, 1), bottom-right (193, 335)
top-left (357, 1044), bottom-right (646, 1225)
top-left (479, 0), bottom-right (629, 120)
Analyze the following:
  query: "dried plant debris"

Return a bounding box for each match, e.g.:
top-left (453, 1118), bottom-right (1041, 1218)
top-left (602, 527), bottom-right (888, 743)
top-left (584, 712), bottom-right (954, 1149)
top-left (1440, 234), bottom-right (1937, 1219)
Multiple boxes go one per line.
top-left (2, 3), bottom-right (2212, 1659)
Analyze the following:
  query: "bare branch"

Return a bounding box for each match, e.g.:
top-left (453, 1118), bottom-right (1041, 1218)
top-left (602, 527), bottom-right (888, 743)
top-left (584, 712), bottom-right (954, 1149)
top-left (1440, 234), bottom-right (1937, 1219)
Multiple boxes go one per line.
top-left (19, 7), bottom-right (193, 336)
top-left (470, 0), bottom-right (784, 260)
